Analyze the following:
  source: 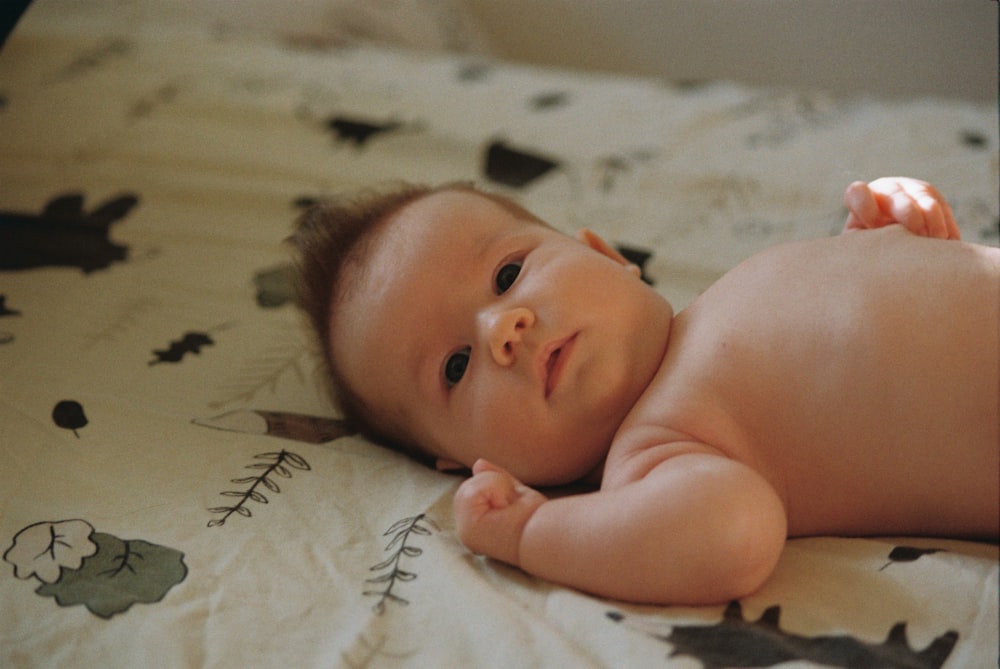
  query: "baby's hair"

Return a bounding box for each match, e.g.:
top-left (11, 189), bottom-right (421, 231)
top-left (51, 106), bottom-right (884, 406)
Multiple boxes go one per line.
top-left (287, 180), bottom-right (549, 465)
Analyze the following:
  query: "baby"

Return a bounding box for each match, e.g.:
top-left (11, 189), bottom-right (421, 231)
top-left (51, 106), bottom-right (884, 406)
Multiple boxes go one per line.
top-left (289, 177), bottom-right (999, 605)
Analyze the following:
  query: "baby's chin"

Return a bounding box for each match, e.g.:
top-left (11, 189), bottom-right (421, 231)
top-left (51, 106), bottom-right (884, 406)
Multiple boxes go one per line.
top-left (511, 450), bottom-right (608, 489)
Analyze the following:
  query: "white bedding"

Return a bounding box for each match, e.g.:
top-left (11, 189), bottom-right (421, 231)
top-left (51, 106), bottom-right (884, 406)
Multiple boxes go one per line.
top-left (1, 1), bottom-right (997, 667)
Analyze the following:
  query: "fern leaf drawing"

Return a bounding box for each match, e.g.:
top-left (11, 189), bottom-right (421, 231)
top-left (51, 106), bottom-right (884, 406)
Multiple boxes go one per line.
top-left (363, 514), bottom-right (436, 614)
top-left (207, 450), bottom-right (311, 527)
top-left (82, 297), bottom-right (161, 350)
top-left (209, 344), bottom-right (309, 409)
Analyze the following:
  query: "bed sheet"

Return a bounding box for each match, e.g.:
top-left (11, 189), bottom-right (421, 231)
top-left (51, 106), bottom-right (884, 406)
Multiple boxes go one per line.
top-left (1, 1), bottom-right (997, 667)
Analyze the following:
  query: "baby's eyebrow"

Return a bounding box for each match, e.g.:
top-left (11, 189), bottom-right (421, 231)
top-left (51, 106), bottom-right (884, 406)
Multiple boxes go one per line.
top-left (474, 229), bottom-right (510, 267)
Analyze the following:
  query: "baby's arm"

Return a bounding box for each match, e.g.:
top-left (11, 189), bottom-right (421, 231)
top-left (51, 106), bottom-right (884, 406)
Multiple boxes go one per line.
top-left (843, 177), bottom-right (959, 239)
top-left (453, 451), bottom-right (787, 605)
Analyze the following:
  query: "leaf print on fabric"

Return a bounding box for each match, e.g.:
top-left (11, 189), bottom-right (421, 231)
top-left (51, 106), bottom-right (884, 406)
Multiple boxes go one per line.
top-left (5, 520), bottom-right (187, 619)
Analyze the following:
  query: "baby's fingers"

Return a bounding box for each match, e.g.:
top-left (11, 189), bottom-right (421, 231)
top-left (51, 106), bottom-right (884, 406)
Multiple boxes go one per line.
top-left (453, 464), bottom-right (547, 566)
top-left (456, 463), bottom-right (518, 514)
top-left (845, 178), bottom-right (960, 240)
top-left (914, 188), bottom-right (958, 240)
top-left (876, 177), bottom-right (960, 240)
top-left (883, 182), bottom-right (935, 238)
top-left (904, 194), bottom-right (950, 239)
top-left (843, 180), bottom-right (883, 232)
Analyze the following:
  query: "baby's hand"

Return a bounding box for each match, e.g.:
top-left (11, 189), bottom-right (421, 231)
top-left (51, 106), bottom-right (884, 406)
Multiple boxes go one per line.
top-left (452, 459), bottom-right (547, 567)
top-left (843, 177), bottom-right (959, 239)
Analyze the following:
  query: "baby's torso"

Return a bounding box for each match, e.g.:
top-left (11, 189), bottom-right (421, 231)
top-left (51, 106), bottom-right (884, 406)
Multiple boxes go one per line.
top-left (608, 227), bottom-right (999, 538)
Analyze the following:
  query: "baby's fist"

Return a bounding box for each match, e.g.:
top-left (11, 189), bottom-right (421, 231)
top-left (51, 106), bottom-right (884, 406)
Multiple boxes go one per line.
top-left (453, 459), bottom-right (546, 567)
top-left (844, 177), bottom-right (959, 240)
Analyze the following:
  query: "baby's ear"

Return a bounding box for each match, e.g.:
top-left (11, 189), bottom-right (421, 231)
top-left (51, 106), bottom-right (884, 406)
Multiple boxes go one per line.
top-left (575, 229), bottom-right (642, 277)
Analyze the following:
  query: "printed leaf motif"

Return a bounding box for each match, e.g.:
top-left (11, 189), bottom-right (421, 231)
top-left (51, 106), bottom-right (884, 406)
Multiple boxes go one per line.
top-left (52, 399), bottom-right (88, 437)
top-left (483, 140), bottom-right (560, 188)
top-left (608, 601), bottom-right (958, 669)
top-left (326, 115), bottom-right (403, 148)
top-left (50, 38), bottom-right (132, 83)
top-left (879, 546), bottom-right (945, 571)
top-left (208, 345), bottom-right (309, 409)
top-left (364, 514), bottom-right (436, 614)
top-left (0, 192), bottom-right (137, 273)
top-left (82, 296), bottom-right (160, 349)
top-left (456, 62), bottom-right (491, 82)
top-left (340, 631), bottom-right (415, 668)
top-left (148, 331), bottom-right (214, 366)
top-left (888, 546), bottom-right (943, 563)
top-left (530, 90), bottom-right (569, 111)
top-left (4, 519), bottom-right (98, 583)
top-left (35, 533), bottom-right (187, 619)
top-left (0, 295), bottom-right (21, 317)
top-left (4, 520), bottom-right (186, 619)
top-left (207, 450), bottom-right (311, 527)
top-left (252, 263), bottom-right (296, 308)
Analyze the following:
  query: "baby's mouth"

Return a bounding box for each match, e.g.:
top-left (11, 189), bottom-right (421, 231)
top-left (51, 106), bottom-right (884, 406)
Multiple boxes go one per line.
top-left (546, 348), bottom-right (560, 380)
top-left (544, 334), bottom-right (576, 398)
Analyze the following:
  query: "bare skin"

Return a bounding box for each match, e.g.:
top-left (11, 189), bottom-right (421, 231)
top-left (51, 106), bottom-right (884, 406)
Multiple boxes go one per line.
top-left (332, 178), bottom-right (999, 606)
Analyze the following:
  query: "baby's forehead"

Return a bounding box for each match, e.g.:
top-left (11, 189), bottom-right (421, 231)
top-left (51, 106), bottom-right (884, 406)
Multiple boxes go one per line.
top-left (342, 190), bottom-right (499, 280)
top-left (399, 188), bottom-right (551, 240)
top-left (337, 187), bottom-right (555, 312)
top-left (368, 190), bottom-right (537, 255)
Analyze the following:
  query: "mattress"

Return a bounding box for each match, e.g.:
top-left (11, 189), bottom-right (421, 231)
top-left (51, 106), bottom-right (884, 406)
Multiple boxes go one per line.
top-left (1, 1), bottom-right (997, 667)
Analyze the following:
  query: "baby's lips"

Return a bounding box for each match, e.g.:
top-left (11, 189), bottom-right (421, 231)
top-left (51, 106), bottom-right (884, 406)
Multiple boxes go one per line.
top-left (538, 333), bottom-right (577, 398)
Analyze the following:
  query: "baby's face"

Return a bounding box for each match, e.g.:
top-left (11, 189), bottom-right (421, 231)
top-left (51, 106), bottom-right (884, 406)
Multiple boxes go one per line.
top-left (332, 190), bottom-right (673, 486)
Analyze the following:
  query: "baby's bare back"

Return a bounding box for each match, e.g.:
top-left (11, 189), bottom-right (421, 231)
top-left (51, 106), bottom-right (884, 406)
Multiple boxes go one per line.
top-left (645, 226), bottom-right (999, 538)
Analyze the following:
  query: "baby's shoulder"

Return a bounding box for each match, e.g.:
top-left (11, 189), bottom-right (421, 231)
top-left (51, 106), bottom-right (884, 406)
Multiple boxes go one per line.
top-left (713, 227), bottom-right (998, 307)
top-left (602, 430), bottom-right (729, 489)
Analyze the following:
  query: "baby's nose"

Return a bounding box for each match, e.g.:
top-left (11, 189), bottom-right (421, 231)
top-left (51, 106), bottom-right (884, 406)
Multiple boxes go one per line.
top-left (484, 306), bottom-right (535, 366)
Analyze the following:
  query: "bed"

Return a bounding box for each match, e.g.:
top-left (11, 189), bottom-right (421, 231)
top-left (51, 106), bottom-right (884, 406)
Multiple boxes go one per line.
top-left (2, 1), bottom-right (997, 667)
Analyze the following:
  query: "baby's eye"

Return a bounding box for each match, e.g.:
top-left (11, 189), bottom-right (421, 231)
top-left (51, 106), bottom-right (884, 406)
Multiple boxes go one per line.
top-left (495, 262), bottom-right (522, 294)
top-left (444, 348), bottom-right (470, 387)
